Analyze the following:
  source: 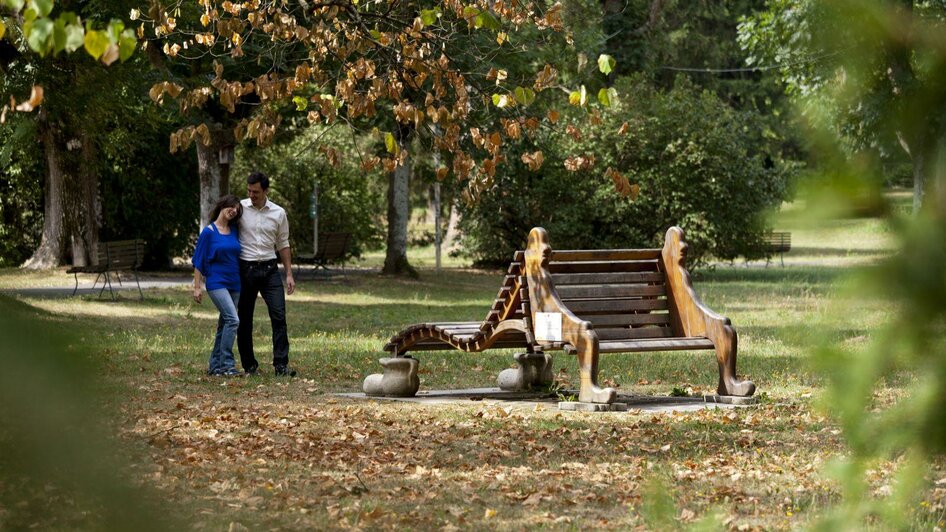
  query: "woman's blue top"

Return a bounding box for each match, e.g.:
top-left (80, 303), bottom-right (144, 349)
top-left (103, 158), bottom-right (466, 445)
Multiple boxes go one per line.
top-left (192, 223), bottom-right (241, 291)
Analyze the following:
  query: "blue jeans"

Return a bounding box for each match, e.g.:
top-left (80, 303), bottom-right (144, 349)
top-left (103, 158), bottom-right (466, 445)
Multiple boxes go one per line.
top-left (207, 288), bottom-right (240, 374)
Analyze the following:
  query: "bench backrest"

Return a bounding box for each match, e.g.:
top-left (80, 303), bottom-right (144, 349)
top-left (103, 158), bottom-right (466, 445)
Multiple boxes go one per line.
top-left (763, 231), bottom-right (791, 251)
top-left (315, 232), bottom-right (351, 261)
top-left (95, 239), bottom-right (145, 269)
top-left (542, 249), bottom-right (673, 342)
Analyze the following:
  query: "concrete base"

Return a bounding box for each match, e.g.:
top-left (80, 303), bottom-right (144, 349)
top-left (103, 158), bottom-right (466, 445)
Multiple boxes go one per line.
top-left (363, 357), bottom-right (420, 397)
top-left (703, 394), bottom-right (759, 405)
top-left (558, 401), bottom-right (629, 412)
top-left (497, 352), bottom-right (553, 391)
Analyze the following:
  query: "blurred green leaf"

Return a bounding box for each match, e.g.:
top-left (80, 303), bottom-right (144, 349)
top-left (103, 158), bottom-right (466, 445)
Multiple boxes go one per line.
top-left (83, 29), bottom-right (109, 59)
top-left (28, 0), bottom-right (52, 17)
top-left (118, 28), bottom-right (136, 61)
top-left (384, 131), bottom-right (398, 154)
top-left (419, 7), bottom-right (440, 26)
top-left (26, 17), bottom-right (53, 55)
top-left (292, 95), bottom-right (308, 111)
top-left (3, 0), bottom-right (26, 11)
top-left (514, 87), bottom-right (535, 106)
top-left (597, 54), bottom-right (616, 75)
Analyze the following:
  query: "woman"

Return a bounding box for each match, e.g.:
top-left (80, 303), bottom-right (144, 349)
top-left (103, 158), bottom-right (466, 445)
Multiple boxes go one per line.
top-left (192, 195), bottom-right (243, 376)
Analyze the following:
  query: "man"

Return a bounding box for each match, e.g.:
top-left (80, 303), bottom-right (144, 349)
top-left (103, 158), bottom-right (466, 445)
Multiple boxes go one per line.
top-left (237, 171), bottom-right (297, 376)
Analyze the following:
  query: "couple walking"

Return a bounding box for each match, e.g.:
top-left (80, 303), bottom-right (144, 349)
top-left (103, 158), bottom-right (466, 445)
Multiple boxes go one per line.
top-left (191, 172), bottom-right (297, 377)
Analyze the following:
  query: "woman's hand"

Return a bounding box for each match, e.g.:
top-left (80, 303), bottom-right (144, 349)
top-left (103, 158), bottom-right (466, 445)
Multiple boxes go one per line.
top-left (193, 287), bottom-right (202, 304)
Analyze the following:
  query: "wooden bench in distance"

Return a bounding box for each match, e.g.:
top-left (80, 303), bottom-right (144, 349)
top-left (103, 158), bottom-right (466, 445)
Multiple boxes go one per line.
top-left (524, 226), bottom-right (755, 404)
top-left (762, 231), bottom-right (791, 266)
top-left (67, 239), bottom-right (145, 300)
top-left (295, 232), bottom-right (352, 271)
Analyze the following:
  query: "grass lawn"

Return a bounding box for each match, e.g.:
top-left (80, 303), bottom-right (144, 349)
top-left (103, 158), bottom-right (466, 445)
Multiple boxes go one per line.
top-left (1, 202), bottom-right (944, 530)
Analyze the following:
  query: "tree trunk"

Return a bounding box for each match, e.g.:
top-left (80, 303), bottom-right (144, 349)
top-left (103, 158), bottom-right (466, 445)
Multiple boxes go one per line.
top-left (196, 126), bottom-right (232, 228)
top-left (382, 132), bottom-right (417, 277)
top-left (23, 111), bottom-right (67, 270)
top-left (72, 128), bottom-right (101, 267)
top-left (913, 152), bottom-right (925, 215)
top-left (444, 199), bottom-right (461, 253)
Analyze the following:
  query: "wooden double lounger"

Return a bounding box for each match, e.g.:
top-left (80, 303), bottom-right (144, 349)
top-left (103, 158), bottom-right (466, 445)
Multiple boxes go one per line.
top-left (383, 226), bottom-right (755, 404)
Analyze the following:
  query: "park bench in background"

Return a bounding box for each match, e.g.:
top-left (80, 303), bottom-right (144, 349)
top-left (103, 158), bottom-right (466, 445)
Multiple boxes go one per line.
top-left (295, 232), bottom-right (352, 272)
top-left (67, 239), bottom-right (145, 300)
top-left (762, 231), bottom-right (791, 266)
top-left (367, 226), bottom-right (756, 408)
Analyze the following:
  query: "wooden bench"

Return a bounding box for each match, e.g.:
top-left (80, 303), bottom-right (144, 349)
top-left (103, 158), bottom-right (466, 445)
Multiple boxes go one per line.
top-left (295, 232), bottom-right (352, 271)
top-left (524, 226), bottom-right (755, 403)
top-left (762, 231), bottom-right (791, 266)
top-left (67, 239), bottom-right (145, 300)
top-left (381, 226), bottom-right (755, 405)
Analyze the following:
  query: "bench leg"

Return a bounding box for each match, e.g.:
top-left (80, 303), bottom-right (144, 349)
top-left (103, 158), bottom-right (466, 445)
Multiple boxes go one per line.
top-left (714, 327), bottom-right (756, 397)
top-left (100, 272), bottom-right (115, 300)
top-left (72, 272), bottom-right (80, 296)
top-left (497, 352), bottom-right (553, 391)
top-left (134, 270), bottom-right (143, 300)
top-left (363, 356), bottom-right (420, 397)
top-left (576, 331), bottom-right (617, 404)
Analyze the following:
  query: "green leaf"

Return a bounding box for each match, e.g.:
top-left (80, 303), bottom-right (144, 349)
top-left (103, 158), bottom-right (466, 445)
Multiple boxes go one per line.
top-left (26, 17), bottom-right (53, 55)
top-left (514, 86), bottom-right (535, 106)
top-left (106, 19), bottom-right (124, 42)
top-left (474, 11), bottom-right (501, 30)
top-left (597, 87), bottom-right (618, 107)
top-left (2, 0), bottom-right (26, 11)
top-left (83, 28), bottom-right (110, 59)
top-left (52, 17), bottom-right (66, 53)
top-left (384, 132), bottom-right (398, 154)
top-left (597, 54), bottom-right (616, 75)
top-left (118, 28), bottom-right (136, 61)
top-left (64, 21), bottom-right (84, 52)
top-left (463, 6), bottom-right (479, 19)
top-left (292, 96), bottom-right (308, 111)
top-left (569, 90), bottom-right (580, 106)
top-left (491, 93), bottom-right (510, 108)
top-left (369, 29), bottom-right (381, 40)
top-left (28, 0), bottom-right (52, 17)
top-left (419, 7), bottom-right (440, 26)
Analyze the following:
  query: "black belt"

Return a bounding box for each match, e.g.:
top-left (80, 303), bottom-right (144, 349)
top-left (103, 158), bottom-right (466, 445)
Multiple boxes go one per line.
top-left (240, 258), bottom-right (278, 265)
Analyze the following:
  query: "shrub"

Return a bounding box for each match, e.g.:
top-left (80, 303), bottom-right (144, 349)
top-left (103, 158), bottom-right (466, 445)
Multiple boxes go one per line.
top-left (457, 76), bottom-right (793, 267)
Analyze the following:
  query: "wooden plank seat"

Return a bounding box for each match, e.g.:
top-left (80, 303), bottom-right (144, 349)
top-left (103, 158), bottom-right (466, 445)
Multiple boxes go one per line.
top-left (384, 255), bottom-right (536, 357)
top-left (524, 226), bottom-right (755, 404)
top-left (66, 239), bottom-right (145, 300)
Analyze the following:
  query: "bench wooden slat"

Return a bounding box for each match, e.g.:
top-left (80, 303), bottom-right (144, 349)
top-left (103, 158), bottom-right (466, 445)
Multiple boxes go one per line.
top-left (551, 272), bottom-right (665, 285)
top-left (548, 261), bottom-right (660, 274)
top-left (599, 337), bottom-right (715, 352)
top-left (551, 249), bottom-right (662, 261)
top-left (565, 298), bottom-right (669, 314)
top-left (555, 284), bottom-right (666, 299)
top-left (585, 313), bottom-right (671, 328)
top-left (595, 326), bottom-right (674, 341)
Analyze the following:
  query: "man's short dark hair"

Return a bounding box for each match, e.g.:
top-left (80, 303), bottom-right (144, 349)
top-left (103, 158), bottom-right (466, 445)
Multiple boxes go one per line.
top-left (247, 171), bottom-right (270, 190)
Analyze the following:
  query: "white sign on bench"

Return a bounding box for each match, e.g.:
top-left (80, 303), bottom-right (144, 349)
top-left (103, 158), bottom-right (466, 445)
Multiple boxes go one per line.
top-left (534, 312), bottom-right (562, 342)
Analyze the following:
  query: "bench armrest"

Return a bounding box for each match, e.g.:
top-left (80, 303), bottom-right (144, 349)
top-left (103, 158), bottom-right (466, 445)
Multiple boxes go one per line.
top-left (523, 227), bottom-right (596, 350)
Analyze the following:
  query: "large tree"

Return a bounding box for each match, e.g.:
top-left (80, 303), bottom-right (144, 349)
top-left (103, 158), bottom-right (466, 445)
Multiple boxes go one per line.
top-left (145, 0), bottom-right (617, 274)
top-left (1, 0), bottom-right (137, 268)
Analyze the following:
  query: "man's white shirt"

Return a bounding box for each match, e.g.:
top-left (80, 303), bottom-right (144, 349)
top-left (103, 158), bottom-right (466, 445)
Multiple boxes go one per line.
top-left (239, 198), bottom-right (290, 261)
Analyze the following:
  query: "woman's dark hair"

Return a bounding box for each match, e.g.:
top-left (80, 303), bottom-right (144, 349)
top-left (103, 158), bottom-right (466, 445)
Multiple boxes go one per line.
top-left (210, 194), bottom-right (243, 228)
top-left (247, 171), bottom-right (269, 190)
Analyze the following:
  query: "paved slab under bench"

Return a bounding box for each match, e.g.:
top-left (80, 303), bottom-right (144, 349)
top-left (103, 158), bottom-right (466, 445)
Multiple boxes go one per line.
top-left (336, 387), bottom-right (758, 413)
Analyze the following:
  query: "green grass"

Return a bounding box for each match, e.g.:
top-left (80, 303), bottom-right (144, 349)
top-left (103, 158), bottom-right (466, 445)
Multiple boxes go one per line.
top-left (3, 204), bottom-right (944, 530)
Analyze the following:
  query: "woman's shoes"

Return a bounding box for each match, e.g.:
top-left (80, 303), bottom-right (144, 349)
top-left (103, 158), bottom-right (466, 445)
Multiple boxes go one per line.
top-left (208, 368), bottom-right (243, 377)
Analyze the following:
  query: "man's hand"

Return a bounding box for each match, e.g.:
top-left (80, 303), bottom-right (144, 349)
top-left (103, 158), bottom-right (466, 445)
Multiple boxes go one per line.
top-left (285, 274), bottom-right (295, 295)
top-left (193, 287), bottom-right (202, 303)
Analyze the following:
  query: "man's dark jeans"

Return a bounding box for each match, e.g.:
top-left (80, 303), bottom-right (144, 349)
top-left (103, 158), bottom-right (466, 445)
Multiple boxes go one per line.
top-left (237, 259), bottom-right (289, 372)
